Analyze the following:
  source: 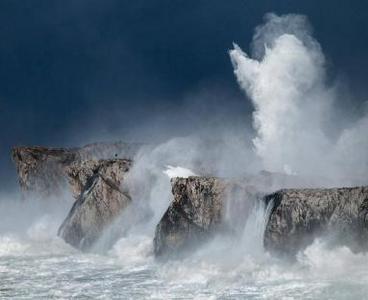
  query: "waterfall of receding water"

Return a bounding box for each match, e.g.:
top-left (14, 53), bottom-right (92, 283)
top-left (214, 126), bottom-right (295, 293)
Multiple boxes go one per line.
top-left (240, 198), bottom-right (274, 258)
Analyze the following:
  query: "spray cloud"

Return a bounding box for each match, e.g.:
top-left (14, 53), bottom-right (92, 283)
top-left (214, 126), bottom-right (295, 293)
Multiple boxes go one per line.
top-left (230, 13), bottom-right (368, 184)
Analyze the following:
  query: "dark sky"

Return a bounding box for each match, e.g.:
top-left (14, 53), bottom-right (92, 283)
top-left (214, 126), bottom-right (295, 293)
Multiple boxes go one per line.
top-left (1, 0), bottom-right (368, 191)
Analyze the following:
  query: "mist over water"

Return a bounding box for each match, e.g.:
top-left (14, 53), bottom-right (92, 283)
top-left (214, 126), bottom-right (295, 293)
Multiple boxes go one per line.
top-left (1, 13), bottom-right (368, 299)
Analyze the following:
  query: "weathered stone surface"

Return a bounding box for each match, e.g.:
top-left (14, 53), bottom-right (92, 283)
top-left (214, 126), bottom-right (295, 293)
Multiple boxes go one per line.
top-left (12, 142), bottom-right (142, 199)
top-left (264, 186), bottom-right (368, 256)
top-left (154, 176), bottom-right (260, 257)
top-left (11, 147), bottom-right (78, 198)
top-left (58, 159), bottom-right (132, 250)
top-left (65, 160), bottom-right (101, 199)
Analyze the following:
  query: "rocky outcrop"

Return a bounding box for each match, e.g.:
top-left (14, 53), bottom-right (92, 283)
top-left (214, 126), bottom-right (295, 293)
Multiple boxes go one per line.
top-left (154, 176), bottom-right (260, 257)
top-left (11, 147), bottom-right (78, 198)
top-left (58, 159), bottom-right (132, 250)
top-left (155, 175), bottom-right (368, 258)
top-left (12, 142), bottom-right (142, 199)
top-left (15, 141), bottom-right (368, 259)
top-left (264, 186), bottom-right (368, 256)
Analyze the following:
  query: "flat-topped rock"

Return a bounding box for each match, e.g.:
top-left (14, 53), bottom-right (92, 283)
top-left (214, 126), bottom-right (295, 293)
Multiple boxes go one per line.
top-left (264, 186), bottom-right (368, 256)
top-left (154, 176), bottom-right (261, 257)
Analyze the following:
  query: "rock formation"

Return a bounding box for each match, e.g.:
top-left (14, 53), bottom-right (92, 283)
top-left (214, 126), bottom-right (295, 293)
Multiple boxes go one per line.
top-left (13, 142), bottom-right (368, 257)
top-left (154, 176), bottom-right (260, 257)
top-left (264, 186), bottom-right (368, 256)
top-left (12, 142), bottom-right (142, 199)
top-left (11, 146), bottom-right (78, 198)
top-left (58, 159), bottom-right (132, 250)
top-left (155, 174), bottom-right (368, 258)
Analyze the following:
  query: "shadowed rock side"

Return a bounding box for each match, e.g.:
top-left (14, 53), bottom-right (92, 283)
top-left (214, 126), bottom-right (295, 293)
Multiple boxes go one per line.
top-left (154, 177), bottom-right (261, 257)
top-left (58, 159), bottom-right (132, 250)
top-left (11, 142), bottom-right (142, 199)
top-left (264, 186), bottom-right (368, 257)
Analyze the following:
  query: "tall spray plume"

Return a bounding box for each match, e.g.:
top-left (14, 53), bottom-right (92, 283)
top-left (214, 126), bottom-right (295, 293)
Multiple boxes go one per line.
top-left (230, 13), bottom-right (368, 185)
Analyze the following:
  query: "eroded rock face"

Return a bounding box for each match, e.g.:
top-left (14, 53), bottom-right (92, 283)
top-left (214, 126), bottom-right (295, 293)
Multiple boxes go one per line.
top-left (11, 147), bottom-right (78, 198)
top-left (154, 177), bottom-right (260, 257)
top-left (12, 142), bottom-right (142, 199)
top-left (65, 160), bottom-right (102, 199)
top-left (58, 159), bottom-right (132, 250)
top-left (264, 186), bottom-right (368, 256)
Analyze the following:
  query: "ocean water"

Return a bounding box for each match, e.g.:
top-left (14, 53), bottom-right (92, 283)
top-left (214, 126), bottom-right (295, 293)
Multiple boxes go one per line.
top-left (1, 199), bottom-right (368, 300)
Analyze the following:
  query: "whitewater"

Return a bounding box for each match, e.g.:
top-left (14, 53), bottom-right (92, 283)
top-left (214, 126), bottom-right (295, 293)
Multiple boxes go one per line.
top-left (1, 195), bottom-right (368, 299)
top-left (2, 12), bottom-right (368, 299)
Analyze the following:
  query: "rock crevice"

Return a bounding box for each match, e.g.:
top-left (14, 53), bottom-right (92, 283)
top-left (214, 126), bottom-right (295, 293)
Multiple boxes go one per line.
top-left (58, 159), bottom-right (132, 250)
